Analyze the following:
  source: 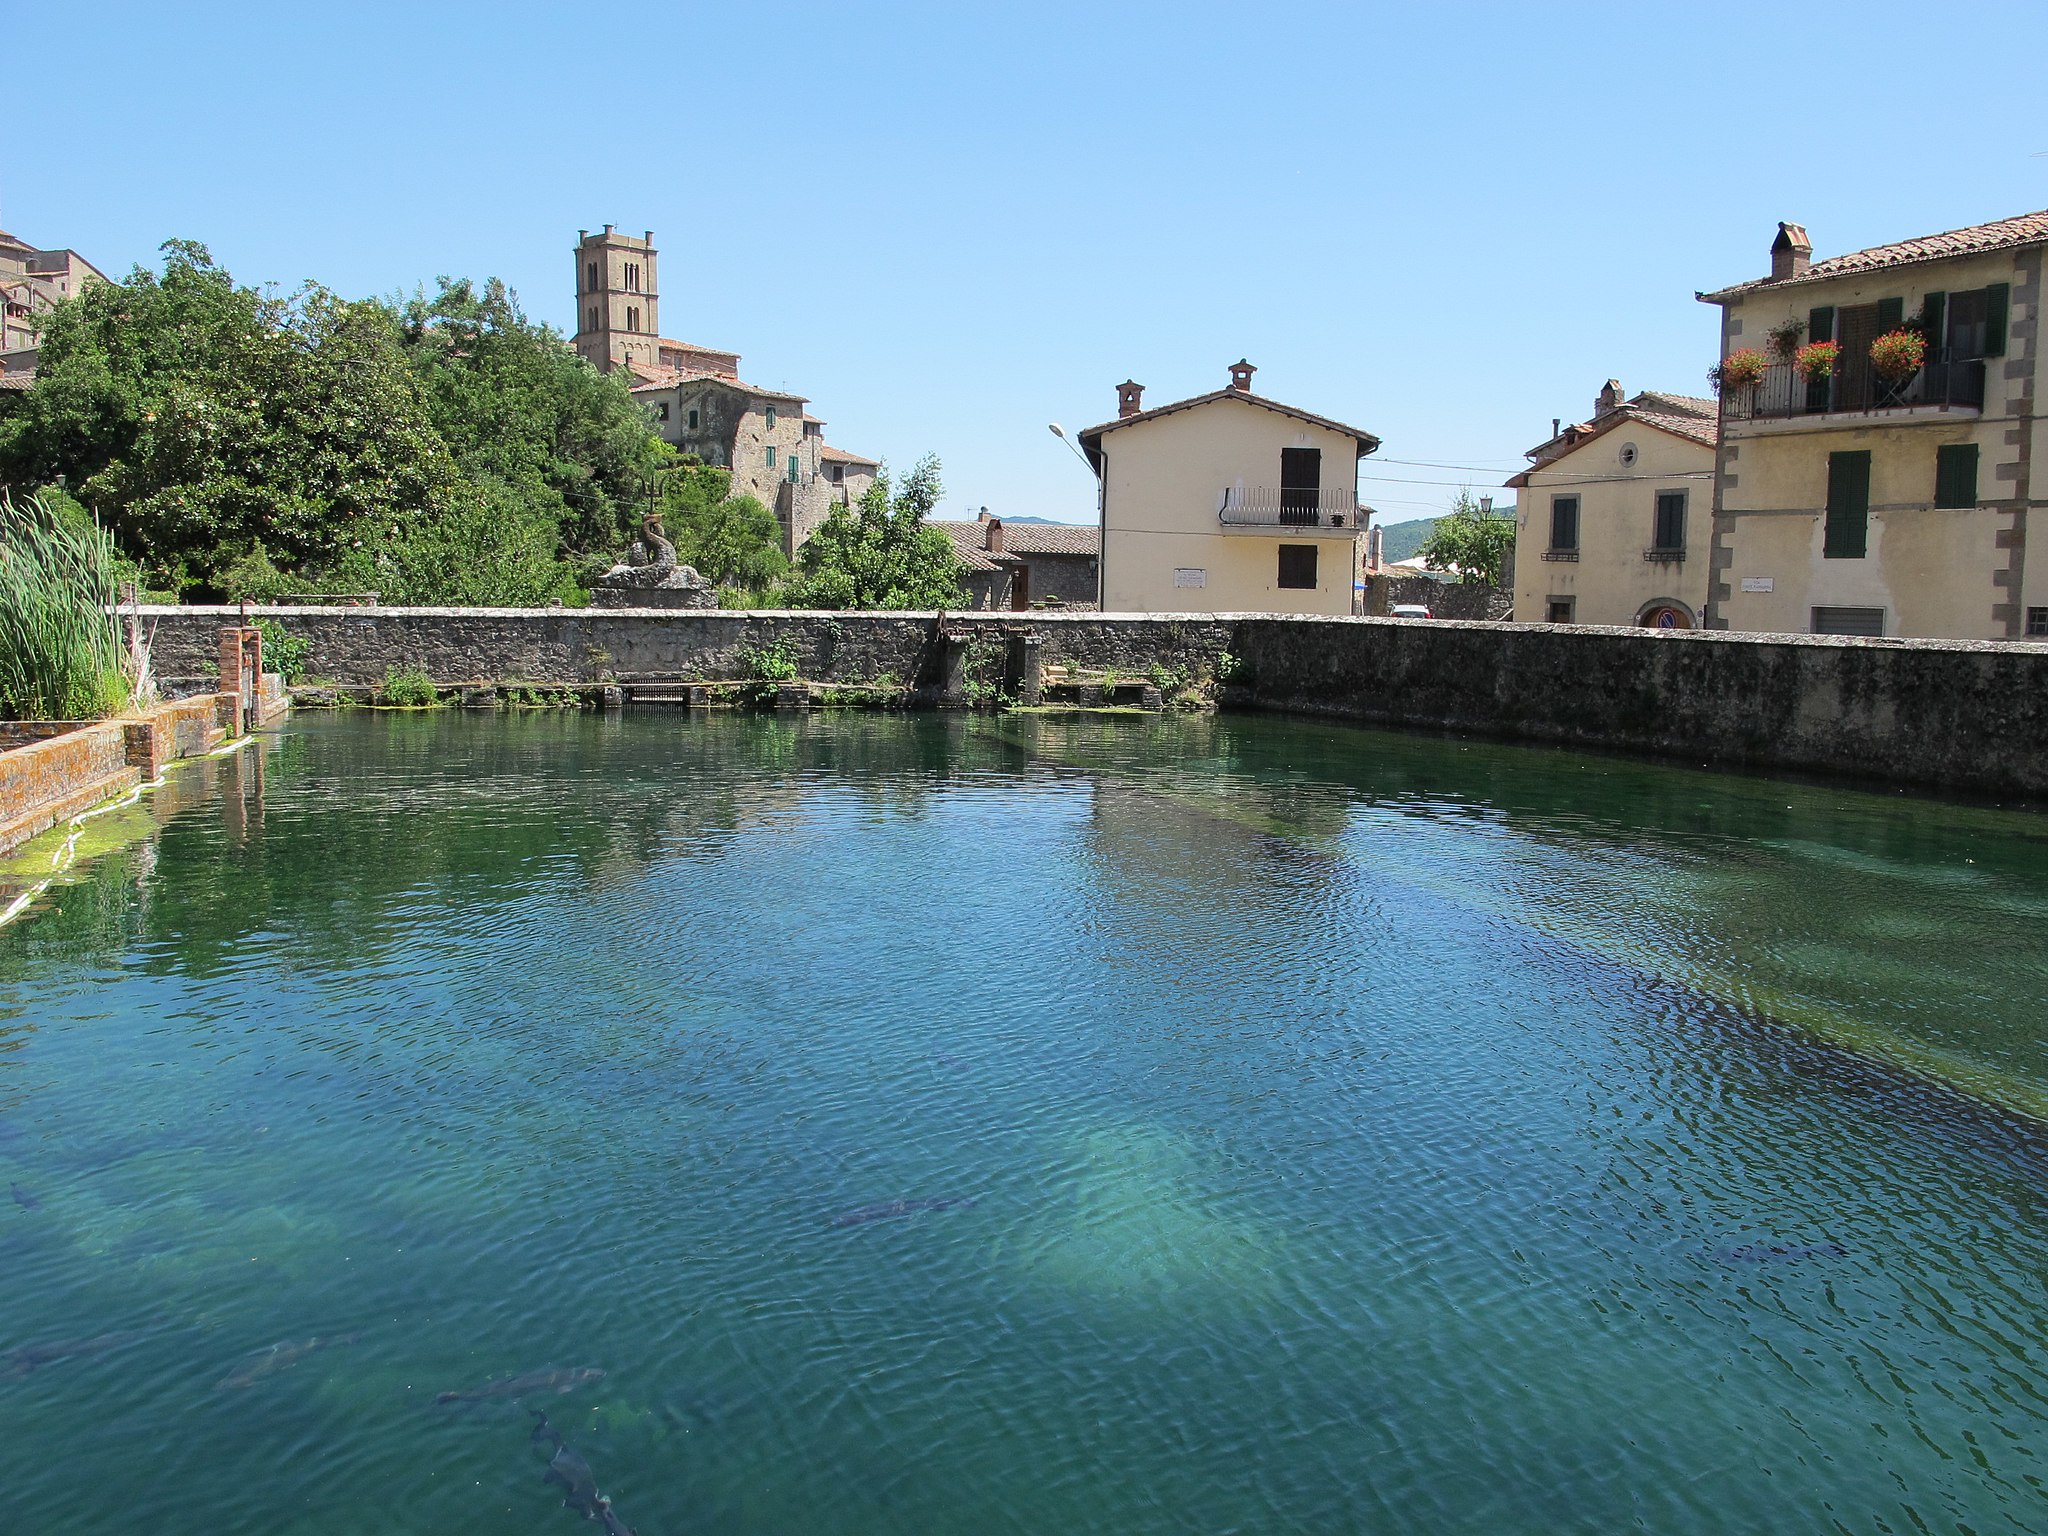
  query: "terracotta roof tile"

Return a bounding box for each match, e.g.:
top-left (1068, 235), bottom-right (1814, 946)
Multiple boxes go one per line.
top-left (1702, 209), bottom-right (2048, 300)
top-left (629, 367), bottom-right (806, 403)
top-left (1506, 400), bottom-right (1717, 488)
top-left (819, 444), bottom-right (879, 467)
top-left (931, 520), bottom-right (1100, 564)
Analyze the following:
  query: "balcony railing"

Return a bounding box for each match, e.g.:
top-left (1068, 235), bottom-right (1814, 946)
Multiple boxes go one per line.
top-left (1723, 353), bottom-right (1986, 423)
top-left (1217, 486), bottom-right (1364, 529)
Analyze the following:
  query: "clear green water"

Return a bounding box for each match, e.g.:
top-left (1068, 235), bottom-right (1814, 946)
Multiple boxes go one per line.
top-left (5, 710), bottom-right (2048, 1534)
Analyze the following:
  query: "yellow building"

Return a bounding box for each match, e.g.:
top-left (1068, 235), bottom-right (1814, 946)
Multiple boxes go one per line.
top-left (1079, 362), bottom-right (1378, 614)
top-left (1699, 210), bottom-right (2047, 638)
top-left (1507, 381), bottom-right (1718, 627)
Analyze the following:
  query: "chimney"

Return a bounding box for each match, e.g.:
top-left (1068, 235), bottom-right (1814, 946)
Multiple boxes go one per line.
top-left (1228, 359), bottom-right (1257, 393)
top-left (1117, 379), bottom-right (1145, 418)
top-left (1595, 379), bottom-right (1624, 417)
top-left (985, 518), bottom-right (1004, 553)
top-left (1770, 222), bottom-right (1812, 281)
top-left (1552, 417), bottom-right (1561, 438)
top-left (977, 506), bottom-right (991, 523)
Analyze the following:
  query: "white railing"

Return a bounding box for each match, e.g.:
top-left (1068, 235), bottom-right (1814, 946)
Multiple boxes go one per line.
top-left (1217, 486), bottom-right (1365, 529)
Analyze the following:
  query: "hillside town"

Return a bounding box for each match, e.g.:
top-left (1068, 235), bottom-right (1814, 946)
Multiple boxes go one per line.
top-left (6, 205), bottom-right (2042, 640)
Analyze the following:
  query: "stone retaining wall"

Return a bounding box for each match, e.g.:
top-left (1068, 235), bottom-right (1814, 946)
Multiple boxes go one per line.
top-left (135, 606), bottom-right (2048, 800)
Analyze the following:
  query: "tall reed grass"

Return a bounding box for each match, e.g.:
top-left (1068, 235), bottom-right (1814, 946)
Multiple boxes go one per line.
top-left (0, 492), bottom-right (131, 720)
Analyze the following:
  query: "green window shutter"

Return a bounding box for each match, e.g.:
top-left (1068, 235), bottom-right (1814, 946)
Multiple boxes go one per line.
top-left (1919, 291), bottom-right (1946, 347)
top-left (1985, 282), bottom-right (2010, 357)
top-left (766, 446), bottom-right (776, 469)
top-left (1876, 296), bottom-right (1904, 330)
top-left (1808, 306), bottom-right (1836, 343)
top-left (1935, 443), bottom-right (1979, 508)
top-left (1825, 450), bottom-right (1871, 558)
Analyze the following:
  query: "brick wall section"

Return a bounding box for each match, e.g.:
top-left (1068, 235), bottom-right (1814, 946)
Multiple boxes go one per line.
top-left (0, 723), bottom-right (138, 855)
top-left (134, 605), bottom-right (2048, 800)
top-left (0, 695), bottom-right (231, 856)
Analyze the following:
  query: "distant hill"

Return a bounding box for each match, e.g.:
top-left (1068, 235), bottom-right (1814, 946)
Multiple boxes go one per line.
top-left (1374, 509), bottom-right (1514, 565)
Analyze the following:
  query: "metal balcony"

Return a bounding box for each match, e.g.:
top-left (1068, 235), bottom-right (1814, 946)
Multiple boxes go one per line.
top-left (1217, 486), bottom-right (1364, 530)
top-left (1723, 353), bottom-right (1986, 424)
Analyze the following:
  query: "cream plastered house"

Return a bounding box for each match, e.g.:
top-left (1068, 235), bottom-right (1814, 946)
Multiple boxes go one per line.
top-left (1698, 211), bottom-right (2047, 638)
top-left (1079, 362), bottom-right (1379, 614)
top-left (1507, 381), bottom-right (1718, 627)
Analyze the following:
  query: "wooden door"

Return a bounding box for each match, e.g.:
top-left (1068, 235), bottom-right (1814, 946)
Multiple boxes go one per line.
top-left (1010, 564), bottom-right (1030, 611)
top-left (1280, 447), bottom-right (1321, 524)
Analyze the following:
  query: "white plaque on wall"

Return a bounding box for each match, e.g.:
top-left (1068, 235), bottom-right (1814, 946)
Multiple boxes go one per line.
top-left (1740, 577), bottom-right (1774, 593)
top-left (1173, 568), bottom-right (1207, 589)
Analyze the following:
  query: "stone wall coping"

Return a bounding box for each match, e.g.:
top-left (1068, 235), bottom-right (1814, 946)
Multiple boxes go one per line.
top-left (133, 604), bottom-right (2048, 659)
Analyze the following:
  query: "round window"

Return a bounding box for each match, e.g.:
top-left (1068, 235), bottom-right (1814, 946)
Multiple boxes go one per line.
top-left (1619, 442), bottom-right (1638, 468)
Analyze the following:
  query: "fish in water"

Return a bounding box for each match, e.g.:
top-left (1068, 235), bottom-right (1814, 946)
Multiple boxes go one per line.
top-left (435, 1365), bottom-right (606, 1404)
top-left (831, 1196), bottom-right (977, 1228)
top-left (530, 1409), bottom-right (563, 1456)
top-left (216, 1332), bottom-right (362, 1390)
top-left (1, 1329), bottom-right (148, 1380)
top-left (595, 1495), bottom-right (638, 1536)
top-left (1708, 1241), bottom-right (1846, 1265)
top-left (9, 1183), bottom-right (39, 1211)
top-left (544, 1440), bottom-right (602, 1520)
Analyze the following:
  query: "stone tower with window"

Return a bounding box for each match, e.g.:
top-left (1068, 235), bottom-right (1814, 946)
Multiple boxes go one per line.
top-left (573, 226), bottom-right (659, 373)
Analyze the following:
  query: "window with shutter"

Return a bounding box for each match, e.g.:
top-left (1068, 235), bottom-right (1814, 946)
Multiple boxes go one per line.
top-left (1876, 296), bottom-right (1904, 331)
top-left (1808, 306), bottom-right (1836, 343)
top-left (1276, 545), bottom-right (1318, 589)
top-left (1812, 606), bottom-right (1885, 636)
top-left (1549, 495), bottom-right (1580, 552)
top-left (688, 409), bottom-right (699, 430)
top-left (1934, 443), bottom-right (1979, 508)
top-left (765, 446), bottom-right (776, 469)
top-left (1986, 282), bottom-right (2010, 357)
top-left (766, 407), bottom-right (777, 429)
top-left (1653, 491), bottom-right (1687, 551)
top-left (1824, 451), bottom-right (1871, 559)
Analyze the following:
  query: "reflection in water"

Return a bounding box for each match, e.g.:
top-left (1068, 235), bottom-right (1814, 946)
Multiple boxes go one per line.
top-left (1, 711), bottom-right (2048, 1534)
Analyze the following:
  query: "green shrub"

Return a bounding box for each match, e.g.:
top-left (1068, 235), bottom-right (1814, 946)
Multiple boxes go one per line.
top-left (378, 663), bottom-right (440, 707)
top-left (253, 618), bottom-right (312, 683)
top-left (736, 638), bottom-right (800, 682)
top-left (0, 492), bottom-right (130, 720)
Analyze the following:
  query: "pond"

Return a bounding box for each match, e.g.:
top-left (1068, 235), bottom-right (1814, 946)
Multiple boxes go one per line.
top-left (4, 710), bottom-right (2048, 1534)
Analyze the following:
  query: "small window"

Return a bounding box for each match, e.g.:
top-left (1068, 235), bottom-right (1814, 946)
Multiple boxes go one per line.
top-left (1824, 450), bottom-right (1871, 559)
top-left (1276, 544), bottom-right (1318, 589)
top-left (765, 446), bottom-right (777, 469)
top-left (787, 454), bottom-right (800, 484)
top-left (656, 402), bottom-right (669, 421)
top-left (1619, 443), bottom-right (1637, 468)
top-left (585, 261), bottom-right (599, 293)
top-left (1653, 490), bottom-right (1687, 551)
top-left (586, 306), bottom-right (598, 332)
top-left (765, 407), bottom-right (777, 429)
top-left (1813, 606), bottom-right (1885, 636)
top-left (829, 463), bottom-right (844, 483)
top-left (1549, 495), bottom-right (1580, 552)
top-left (626, 305), bottom-right (640, 332)
top-left (1935, 443), bottom-right (1979, 508)
top-left (687, 408), bottom-right (699, 430)
top-left (624, 261), bottom-right (640, 293)
top-left (1547, 597), bottom-right (1575, 624)
top-left (2028, 607), bottom-right (2048, 638)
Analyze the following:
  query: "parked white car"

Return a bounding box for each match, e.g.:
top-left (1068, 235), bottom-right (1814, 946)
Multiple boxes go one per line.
top-left (1389, 603), bottom-right (1434, 620)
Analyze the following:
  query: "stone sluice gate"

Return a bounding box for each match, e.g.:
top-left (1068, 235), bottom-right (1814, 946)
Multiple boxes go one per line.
top-left (130, 606), bottom-right (2048, 802)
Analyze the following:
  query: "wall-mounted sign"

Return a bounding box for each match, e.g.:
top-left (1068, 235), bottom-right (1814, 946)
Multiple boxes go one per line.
top-left (1740, 577), bottom-right (1774, 593)
top-left (1173, 568), bottom-right (1206, 588)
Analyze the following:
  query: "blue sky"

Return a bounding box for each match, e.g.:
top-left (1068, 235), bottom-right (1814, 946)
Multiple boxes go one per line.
top-left (10, 0), bottom-right (2047, 525)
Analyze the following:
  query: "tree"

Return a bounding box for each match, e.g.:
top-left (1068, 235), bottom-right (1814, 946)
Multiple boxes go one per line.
top-left (652, 463), bottom-right (787, 591)
top-left (1417, 490), bottom-right (1516, 587)
top-left (0, 242), bottom-right (458, 596)
top-left (386, 277), bottom-right (671, 557)
top-left (781, 455), bottom-right (967, 610)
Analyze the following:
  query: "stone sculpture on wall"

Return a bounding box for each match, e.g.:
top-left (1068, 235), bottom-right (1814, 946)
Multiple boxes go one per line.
top-left (591, 514), bottom-right (717, 609)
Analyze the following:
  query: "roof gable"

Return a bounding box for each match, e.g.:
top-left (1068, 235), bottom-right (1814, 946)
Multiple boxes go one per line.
top-left (1078, 387), bottom-right (1380, 462)
top-left (1507, 404), bottom-right (1717, 488)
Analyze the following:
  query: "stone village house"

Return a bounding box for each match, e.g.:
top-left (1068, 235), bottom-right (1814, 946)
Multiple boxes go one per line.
top-left (571, 225), bottom-right (878, 558)
top-left (0, 227), bottom-right (107, 388)
top-left (1697, 210), bottom-right (2047, 639)
top-left (1506, 382), bottom-right (1719, 627)
top-left (1079, 363), bottom-right (1378, 615)
top-left (930, 511), bottom-right (1101, 610)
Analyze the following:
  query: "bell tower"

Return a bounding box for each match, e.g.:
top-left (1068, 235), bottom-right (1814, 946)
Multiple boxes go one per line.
top-left (572, 225), bottom-right (660, 373)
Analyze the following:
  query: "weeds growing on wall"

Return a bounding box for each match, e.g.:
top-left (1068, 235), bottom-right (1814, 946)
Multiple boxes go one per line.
top-left (736, 639), bottom-right (800, 683)
top-left (377, 663), bottom-right (440, 707)
top-left (253, 619), bottom-right (313, 684)
top-left (0, 492), bottom-right (131, 720)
